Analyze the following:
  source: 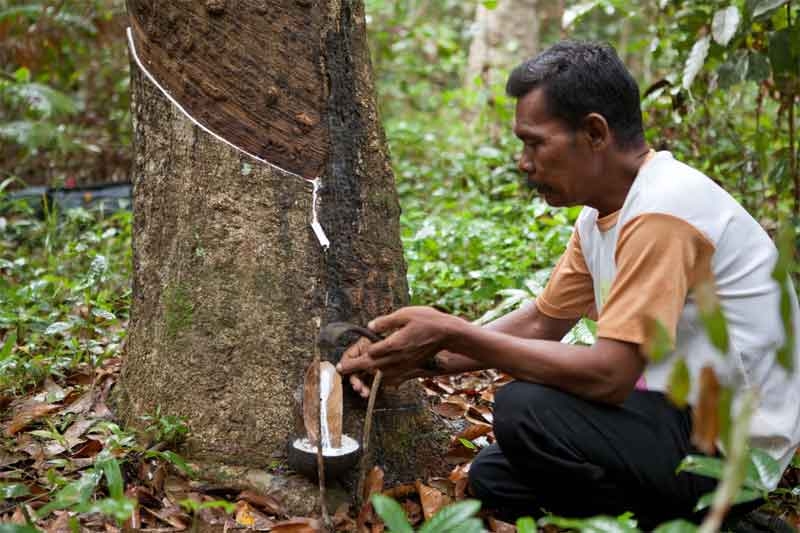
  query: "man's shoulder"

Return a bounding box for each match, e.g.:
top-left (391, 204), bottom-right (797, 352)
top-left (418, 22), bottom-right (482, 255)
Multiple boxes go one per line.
top-left (620, 151), bottom-right (745, 243)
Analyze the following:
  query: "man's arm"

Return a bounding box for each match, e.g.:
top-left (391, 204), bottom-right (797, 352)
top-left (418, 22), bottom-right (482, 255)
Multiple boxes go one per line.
top-left (355, 306), bottom-right (643, 405)
top-left (434, 299), bottom-right (579, 374)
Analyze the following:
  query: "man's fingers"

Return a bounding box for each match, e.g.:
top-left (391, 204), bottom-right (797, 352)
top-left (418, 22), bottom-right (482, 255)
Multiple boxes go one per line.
top-left (350, 374), bottom-right (370, 399)
top-left (368, 310), bottom-right (408, 335)
top-left (367, 331), bottom-right (405, 359)
top-left (337, 352), bottom-right (372, 374)
top-left (342, 336), bottom-right (371, 360)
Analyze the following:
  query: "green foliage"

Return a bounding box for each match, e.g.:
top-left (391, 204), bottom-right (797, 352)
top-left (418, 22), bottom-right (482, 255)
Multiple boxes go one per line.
top-left (140, 406), bottom-right (190, 446)
top-left (667, 357), bottom-right (691, 407)
top-left (539, 512), bottom-right (639, 532)
top-left (0, 0), bottom-right (130, 186)
top-left (36, 452), bottom-right (134, 524)
top-left (370, 494), bottom-right (483, 533)
top-left (678, 446), bottom-right (782, 511)
top-left (772, 222), bottom-right (797, 372)
top-left (0, 191), bottom-right (131, 394)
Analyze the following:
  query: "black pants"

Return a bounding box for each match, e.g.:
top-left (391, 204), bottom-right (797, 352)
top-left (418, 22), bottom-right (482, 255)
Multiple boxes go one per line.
top-left (468, 382), bottom-right (718, 529)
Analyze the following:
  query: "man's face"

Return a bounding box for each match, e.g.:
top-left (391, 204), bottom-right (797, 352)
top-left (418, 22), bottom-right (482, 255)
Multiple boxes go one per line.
top-left (513, 88), bottom-right (595, 207)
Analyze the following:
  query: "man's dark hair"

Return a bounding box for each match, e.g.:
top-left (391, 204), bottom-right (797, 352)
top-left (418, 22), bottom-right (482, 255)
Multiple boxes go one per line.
top-left (506, 40), bottom-right (645, 149)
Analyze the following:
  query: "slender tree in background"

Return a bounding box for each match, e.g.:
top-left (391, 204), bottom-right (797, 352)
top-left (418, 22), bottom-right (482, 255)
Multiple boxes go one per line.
top-left (466, 0), bottom-right (540, 88)
top-left (115, 0), bottom-right (446, 507)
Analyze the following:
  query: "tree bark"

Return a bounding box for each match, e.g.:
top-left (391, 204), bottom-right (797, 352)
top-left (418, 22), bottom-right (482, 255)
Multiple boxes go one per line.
top-left (115, 0), bottom-right (448, 504)
top-left (466, 0), bottom-right (540, 88)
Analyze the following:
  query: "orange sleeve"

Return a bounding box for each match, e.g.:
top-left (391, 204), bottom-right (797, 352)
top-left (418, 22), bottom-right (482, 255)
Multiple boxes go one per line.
top-left (536, 229), bottom-right (596, 320)
top-left (597, 213), bottom-right (715, 346)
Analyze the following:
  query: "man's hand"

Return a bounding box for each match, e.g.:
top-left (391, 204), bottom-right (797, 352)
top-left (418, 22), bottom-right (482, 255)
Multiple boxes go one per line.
top-left (338, 306), bottom-right (461, 378)
top-left (340, 337), bottom-right (374, 398)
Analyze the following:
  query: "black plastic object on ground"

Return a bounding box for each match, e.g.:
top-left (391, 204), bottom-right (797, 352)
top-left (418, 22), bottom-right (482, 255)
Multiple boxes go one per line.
top-left (5, 183), bottom-right (132, 217)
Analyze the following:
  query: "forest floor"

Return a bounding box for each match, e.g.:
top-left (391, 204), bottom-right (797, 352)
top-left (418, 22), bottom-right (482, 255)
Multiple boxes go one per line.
top-left (0, 201), bottom-right (798, 532)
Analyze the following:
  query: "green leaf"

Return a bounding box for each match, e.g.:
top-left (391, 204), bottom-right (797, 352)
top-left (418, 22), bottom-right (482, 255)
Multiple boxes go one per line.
top-left (0, 5), bottom-right (41, 23)
top-left (654, 520), bottom-right (698, 533)
top-left (752, 0), bottom-right (788, 18)
top-left (458, 438), bottom-right (477, 450)
top-left (145, 450), bottom-right (196, 477)
top-left (718, 50), bottom-right (751, 88)
top-left (746, 51), bottom-right (771, 82)
top-left (645, 319), bottom-right (674, 363)
top-left (540, 515), bottom-right (640, 532)
top-left (562, 1), bottom-right (601, 29)
top-left (0, 332), bottom-right (16, 360)
top-left (0, 526), bottom-right (40, 533)
top-left (0, 120), bottom-right (59, 149)
top-left (77, 497), bottom-right (135, 523)
top-left (694, 486), bottom-right (762, 511)
top-left (667, 358), bottom-right (690, 407)
top-left (0, 483), bottom-right (30, 500)
top-left (13, 67), bottom-right (30, 83)
top-left (482, 0), bottom-right (498, 9)
top-left (677, 455), bottom-right (725, 480)
top-left (37, 470), bottom-right (102, 518)
top-left (44, 321), bottom-right (72, 336)
top-left (98, 457), bottom-right (124, 500)
top-left (517, 516), bottom-right (537, 533)
top-left (7, 83), bottom-right (77, 117)
top-left (695, 283), bottom-right (729, 354)
top-left (746, 448), bottom-right (783, 490)
top-left (418, 499), bottom-right (481, 533)
top-left (91, 308), bottom-right (116, 321)
top-left (769, 27), bottom-right (800, 79)
top-left (683, 35), bottom-right (711, 90)
top-left (371, 494), bottom-right (414, 533)
top-left (771, 223), bottom-right (796, 373)
top-left (711, 6), bottom-right (740, 46)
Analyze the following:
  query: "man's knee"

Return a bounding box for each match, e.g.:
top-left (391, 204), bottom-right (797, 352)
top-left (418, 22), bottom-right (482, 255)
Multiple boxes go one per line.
top-left (467, 447), bottom-right (495, 501)
top-left (493, 381), bottom-right (563, 446)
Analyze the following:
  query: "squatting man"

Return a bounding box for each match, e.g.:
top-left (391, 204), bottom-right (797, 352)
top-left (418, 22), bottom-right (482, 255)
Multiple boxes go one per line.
top-left (337, 40), bottom-right (800, 528)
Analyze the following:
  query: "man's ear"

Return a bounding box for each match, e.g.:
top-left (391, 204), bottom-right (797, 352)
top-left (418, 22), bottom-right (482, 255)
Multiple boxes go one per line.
top-left (581, 113), bottom-right (611, 151)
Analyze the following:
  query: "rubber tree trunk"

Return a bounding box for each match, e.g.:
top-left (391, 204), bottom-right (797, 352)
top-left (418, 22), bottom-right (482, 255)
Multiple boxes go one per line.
top-left (115, 0), bottom-right (448, 498)
top-left (466, 0), bottom-right (540, 88)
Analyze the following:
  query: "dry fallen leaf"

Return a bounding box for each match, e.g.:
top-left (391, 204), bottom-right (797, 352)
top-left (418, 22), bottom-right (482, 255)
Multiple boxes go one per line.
top-left (488, 517), bottom-right (517, 532)
top-left (401, 499), bottom-right (423, 526)
top-left (363, 465), bottom-right (384, 502)
top-left (466, 404), bottom-right (493, 425)
top-left (271, 517), bottom-right (321, 532)
top-left (333, 503), bottom-right (357, 532)
top-left (5, 400), bottom-right (60, 436)
top-left (381, 483), bottom-right (416, 500)
top-left (63, 389), bottom-right (96, 415)
top-left (71, 438), bottom-right (103, 458)
top-left (692, 365), bottom-right (720, 455)
top-left (234, 500), bottom-right (273, 530)
top-left (142, 505), bottom-right (189, 530)
top-left (415, 480), bottom-right (449, 521)
top-left (124, 486), bottom-right (141, 530)
top-left (433, 398), bottom-right (469, 419)
top-left (44, 510), bottom-right (71, 533)
top-left (237, 489), bottom-right (286, 517)
top-left (448, 463), bottom-right (471, 500)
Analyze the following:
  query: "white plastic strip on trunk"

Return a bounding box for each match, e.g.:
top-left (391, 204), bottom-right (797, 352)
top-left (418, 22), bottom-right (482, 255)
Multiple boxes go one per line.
top-left (125, 27), bottom-right (330, 249)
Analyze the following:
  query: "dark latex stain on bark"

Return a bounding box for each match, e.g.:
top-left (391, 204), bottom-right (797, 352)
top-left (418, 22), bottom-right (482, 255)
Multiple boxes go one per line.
top-left (128, 0), bottom-right (328, 178)
top-left (320, 0), bottom-right (362, 332)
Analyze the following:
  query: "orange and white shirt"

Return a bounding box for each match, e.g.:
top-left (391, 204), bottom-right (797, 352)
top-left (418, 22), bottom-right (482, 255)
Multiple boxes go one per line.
top-left (537, 151), bottom-right (800, 481)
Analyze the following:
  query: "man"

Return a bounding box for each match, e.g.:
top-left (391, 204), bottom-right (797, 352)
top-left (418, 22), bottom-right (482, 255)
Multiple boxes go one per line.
top-left (337, 41), bottom-right (800, 528)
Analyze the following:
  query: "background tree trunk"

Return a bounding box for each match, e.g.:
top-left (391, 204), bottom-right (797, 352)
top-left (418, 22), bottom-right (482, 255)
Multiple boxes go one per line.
top-left (115, 0), bottom-right (448, 502)
top-left (466, 0), bottom-right (540, 88)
